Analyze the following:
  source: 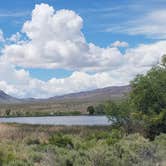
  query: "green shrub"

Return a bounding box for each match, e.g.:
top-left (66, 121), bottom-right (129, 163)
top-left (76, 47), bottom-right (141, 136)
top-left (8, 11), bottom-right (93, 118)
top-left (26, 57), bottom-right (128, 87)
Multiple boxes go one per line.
top-left (87, 106), bottom-right (95, 115)
top-left (26, 138), bottom-right (40, 145)
top-left (49, 134), bottom-right (74, 148)
top-left (94, 104), bottom-right (105, 115)
top-left (0, 149), bottom-right (16, 165)
top-left (106, 129), bottom-right (124, 145)
top-left (86, 131), bottom-right (110, 141)
top-left (5, 109), bottom-right (11, 116)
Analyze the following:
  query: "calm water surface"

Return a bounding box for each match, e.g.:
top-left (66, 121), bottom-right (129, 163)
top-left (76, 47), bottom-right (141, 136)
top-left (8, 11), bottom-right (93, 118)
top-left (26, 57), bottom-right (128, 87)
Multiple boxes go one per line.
top-left (0, 116), bottom-right (111, 126)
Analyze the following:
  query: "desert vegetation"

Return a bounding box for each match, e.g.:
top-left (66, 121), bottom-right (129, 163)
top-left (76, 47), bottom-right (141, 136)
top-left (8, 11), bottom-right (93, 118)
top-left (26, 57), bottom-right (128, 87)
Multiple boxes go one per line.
top-left (0, 124), bottom-right (165, 166)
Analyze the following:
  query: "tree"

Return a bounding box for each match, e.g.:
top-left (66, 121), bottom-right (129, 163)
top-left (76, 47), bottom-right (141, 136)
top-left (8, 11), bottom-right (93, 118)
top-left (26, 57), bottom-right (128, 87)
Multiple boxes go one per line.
top-left (130, 67), bottom-right (166, 115)
top-left (161, 54), bottom-right (166, 67)
top-left (5, 109), bottom-right (11, 116)
top-left (87, 106), bottom-right (95, 115)
top-left (129, 55), bottom-right (166, 139)
top-left (105, 100), bottom-right (140, 134)
top-left (94, 104), bottom-right (105, 115)
top-left (106, 55), bottom-right (166, 139)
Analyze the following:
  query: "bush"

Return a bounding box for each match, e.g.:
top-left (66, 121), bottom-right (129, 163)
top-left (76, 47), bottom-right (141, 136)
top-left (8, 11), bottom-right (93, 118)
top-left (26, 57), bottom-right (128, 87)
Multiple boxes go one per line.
top-left (0, 149), bottom-right (16, 165)
top-left (49, 134), bottom-right (74, 149)
top-left (94, 104), bottom-right (105, 115)
top-left (5, 109), bottom-right (11, 116)
top-left (87, 106), bottom-right (95, 115)
top-left (108, 134), bottom-right (158, 166)
top-left (26, 138), bottom-right (40, 145)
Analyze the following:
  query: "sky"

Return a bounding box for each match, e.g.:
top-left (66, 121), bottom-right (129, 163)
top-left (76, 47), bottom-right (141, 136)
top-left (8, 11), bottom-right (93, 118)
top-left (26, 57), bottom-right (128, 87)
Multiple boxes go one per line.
top-left (0, 0), bottom-right (166, 98)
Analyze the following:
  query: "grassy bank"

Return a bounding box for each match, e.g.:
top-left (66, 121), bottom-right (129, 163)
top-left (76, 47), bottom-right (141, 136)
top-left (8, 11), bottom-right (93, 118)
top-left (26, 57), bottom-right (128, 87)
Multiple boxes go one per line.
top-left (0, 111), bottom-right (82, 118)
top-left (0, 124), bottom-right (165, 166)
top-left (0, 101), bottom-right (106, 117)
top-left (0, 101), bottom-right (99, 117)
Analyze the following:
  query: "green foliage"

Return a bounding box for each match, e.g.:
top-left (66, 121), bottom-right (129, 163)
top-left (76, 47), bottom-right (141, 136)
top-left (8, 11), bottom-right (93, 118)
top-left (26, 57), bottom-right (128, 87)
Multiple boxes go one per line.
top-left (26, 138), bottom-right (40, 145)
top-left (130, 67), bottom-right (166, 115)
top-left (106, 129), bottom-right (124, 145)
top-left (161, 54), bottom-right (166, 67)
top-left (0, 124), bottom-right (166, 166)
top-left (87, 106), bottom-right (95, 115)
top-left (106, 55), bottom-right (166, 139)
top-left (0, 147), bottom-right (16, 165)
top-left (130, 61), bottom-right (166, 139)
top-left (49, 133), bottom-right (74, 148)
top-left (86, 131), bottom-right (111, 141)
top-left (94, 104), bottom-right (106, 115)
top-left (5, 109), bottom-right (11, 116)
top-left (110, 134), bottom-right (158, 166)
top-left (105, 100), bottom-right (131, 124)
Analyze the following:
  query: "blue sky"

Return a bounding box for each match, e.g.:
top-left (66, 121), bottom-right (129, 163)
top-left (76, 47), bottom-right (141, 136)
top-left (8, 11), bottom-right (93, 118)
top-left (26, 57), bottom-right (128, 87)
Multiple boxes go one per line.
top-left (1, 0), bottom-right (164, 44)
top-left (0, 0), bottom-right (166, 97)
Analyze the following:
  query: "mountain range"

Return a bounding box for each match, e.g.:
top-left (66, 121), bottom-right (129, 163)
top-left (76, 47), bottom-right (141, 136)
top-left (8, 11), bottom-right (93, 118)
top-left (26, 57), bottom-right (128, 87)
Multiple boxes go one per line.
top-left (0, 85), bottom-right (131, 104)
top-left (0, 90), bottom-right (21, 104)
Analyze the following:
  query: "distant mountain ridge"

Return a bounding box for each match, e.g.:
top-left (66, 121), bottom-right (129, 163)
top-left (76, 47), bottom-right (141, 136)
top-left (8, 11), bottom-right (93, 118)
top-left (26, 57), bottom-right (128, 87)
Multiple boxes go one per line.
top-left (49, 85), bottom-right (131, 102)
top-left (0, 85), bottom-right (131, 104)
top-left (0, 90), bottom-right (21, 103)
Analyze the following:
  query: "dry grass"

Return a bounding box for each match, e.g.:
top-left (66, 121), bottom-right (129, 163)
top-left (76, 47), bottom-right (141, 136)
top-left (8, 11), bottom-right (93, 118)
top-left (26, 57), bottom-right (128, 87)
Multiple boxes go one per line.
top-left (0, 123), bottom-right (111, 141)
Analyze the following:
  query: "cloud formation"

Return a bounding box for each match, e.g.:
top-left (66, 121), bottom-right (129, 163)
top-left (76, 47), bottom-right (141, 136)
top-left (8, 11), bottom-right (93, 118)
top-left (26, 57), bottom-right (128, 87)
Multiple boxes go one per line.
top-left (0, 3), bottom-right (166, 98)
top-left (2, 4), bottom-right (123, 72)
top-left (0, 62), bottom-right (127, 98)
top-left (106, 10), bottom-right (166, 39)
top-left (1, 40), bottom-right (166, 98)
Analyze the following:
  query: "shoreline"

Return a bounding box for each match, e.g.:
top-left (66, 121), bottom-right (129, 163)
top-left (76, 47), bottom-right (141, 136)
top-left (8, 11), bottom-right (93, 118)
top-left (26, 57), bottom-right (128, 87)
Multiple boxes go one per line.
top-left (0, 114), bottom-right (106, 118)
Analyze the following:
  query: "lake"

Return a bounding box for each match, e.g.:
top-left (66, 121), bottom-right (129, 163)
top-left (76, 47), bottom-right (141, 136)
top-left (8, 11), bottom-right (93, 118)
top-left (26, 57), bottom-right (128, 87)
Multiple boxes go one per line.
top-left (0, 116), bottom-right (111, 126)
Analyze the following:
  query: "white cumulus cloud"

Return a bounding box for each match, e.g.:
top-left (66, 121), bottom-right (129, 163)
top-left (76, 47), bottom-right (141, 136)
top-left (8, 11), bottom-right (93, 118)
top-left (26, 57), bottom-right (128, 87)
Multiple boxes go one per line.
top-left (1, 3), bottom-right (123, 72)
top-left (0, 4), bottom-right (166, 98)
